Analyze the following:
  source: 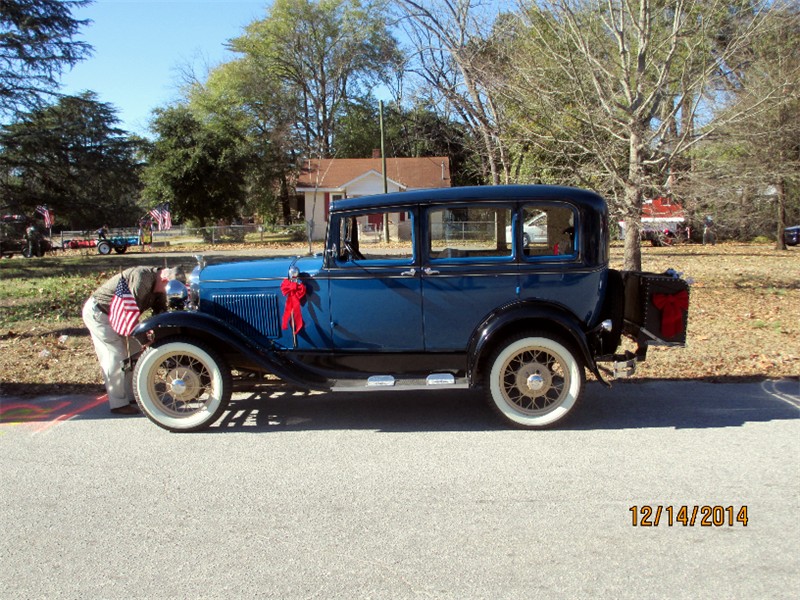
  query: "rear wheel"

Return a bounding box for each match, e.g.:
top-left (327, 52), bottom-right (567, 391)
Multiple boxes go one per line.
top-left (133, 337), bottom-right (232, 432)
top-left (485, 334), bottom-right (584, 429)
top-left (97, 240), bottom-right (112, 255)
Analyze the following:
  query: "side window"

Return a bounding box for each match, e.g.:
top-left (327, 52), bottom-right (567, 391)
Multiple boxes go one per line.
top-left (336, 210), bottom-right (414, 264)
top-left (428, 205), bottom-right (513, 260)
top-left (520, 204), bottom-right (576, 258)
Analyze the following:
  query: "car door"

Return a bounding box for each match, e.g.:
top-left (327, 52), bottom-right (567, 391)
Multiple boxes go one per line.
top-left (326, 208), bottom-right (424, 351)
top-left (421, 203), bottom-right (519, 351)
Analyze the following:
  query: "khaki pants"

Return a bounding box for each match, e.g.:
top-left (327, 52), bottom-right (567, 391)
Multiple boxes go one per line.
top-left (82, 297), bottom-right (142, 409)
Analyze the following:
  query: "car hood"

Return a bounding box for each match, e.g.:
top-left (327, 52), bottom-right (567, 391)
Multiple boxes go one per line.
top-left (198, 254), bottom-right (324, 284)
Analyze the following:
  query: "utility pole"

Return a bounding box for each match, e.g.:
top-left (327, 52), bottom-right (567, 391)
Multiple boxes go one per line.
top-left (380, 100), bottom-right (389, 242)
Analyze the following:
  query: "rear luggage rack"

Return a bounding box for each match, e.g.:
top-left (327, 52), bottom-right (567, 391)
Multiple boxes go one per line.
top-left (622, 271), bottom-right (690, 347)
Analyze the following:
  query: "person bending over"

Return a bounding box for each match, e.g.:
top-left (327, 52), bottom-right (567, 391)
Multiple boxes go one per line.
top-left (83, 265), bottom-right (185, 415)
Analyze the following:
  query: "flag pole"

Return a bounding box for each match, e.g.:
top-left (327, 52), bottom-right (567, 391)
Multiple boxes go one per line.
top-left (119, 267), bottom-right (132, 366)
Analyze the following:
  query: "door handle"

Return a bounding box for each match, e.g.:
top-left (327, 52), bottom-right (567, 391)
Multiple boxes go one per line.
top-left (423, 267), bottom-right (440, 275)
top-left (400, 268), bottom-right (416, 276)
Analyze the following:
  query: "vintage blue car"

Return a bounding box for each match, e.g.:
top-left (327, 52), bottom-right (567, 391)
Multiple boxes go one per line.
top-left (131, 185), bottom-right (690, 432)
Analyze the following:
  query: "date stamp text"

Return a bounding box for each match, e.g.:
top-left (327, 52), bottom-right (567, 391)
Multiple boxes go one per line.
top-left (629, 505), bottom-right (748, 527)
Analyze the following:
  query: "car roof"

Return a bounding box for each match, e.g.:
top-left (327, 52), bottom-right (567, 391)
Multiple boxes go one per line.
top-left (330, 184), bottom-right (607, 213)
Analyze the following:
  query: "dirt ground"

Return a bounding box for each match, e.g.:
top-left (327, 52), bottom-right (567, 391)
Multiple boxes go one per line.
top-left (0, 242), bottom-right (798, 399)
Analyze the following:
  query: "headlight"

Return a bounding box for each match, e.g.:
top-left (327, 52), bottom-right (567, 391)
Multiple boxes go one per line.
top-left (166, 279), bottom-right (189, 309)
top-left (188, 264), bottom-right (201, 307)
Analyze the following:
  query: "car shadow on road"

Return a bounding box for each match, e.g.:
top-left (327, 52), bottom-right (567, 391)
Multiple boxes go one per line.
top-left (205, 379), bottom-right (799, 433)
top-left (2, 379), bottom-right (797, 433)
top-left (569, 379), bottom-right (799, 430)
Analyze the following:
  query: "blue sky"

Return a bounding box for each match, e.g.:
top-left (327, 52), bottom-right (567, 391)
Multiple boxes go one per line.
top-left (59, 0), bottom-right (268, 136)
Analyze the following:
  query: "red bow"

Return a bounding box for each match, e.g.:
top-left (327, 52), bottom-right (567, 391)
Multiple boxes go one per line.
top-left (652, 289), bottom-right (689, 338)
top-left (280, 278), bottom-right (306, 333)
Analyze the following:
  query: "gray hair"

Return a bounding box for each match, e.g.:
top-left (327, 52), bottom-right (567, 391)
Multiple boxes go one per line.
top-left (163, 265), bottom-right (186, 284)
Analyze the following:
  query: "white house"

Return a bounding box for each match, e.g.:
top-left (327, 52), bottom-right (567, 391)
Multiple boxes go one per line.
top-left (296, 155), bottom-right (452, 240)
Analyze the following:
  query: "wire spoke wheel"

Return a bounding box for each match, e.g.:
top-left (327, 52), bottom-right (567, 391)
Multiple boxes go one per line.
top-left (134, 337), bottom-right (231, 432)
top-left (150, 355), bottom-right (214, 416)
top-left (486, 335), bottom-right (583, 429)
top-left (501, 348), bottom-right (568, 413)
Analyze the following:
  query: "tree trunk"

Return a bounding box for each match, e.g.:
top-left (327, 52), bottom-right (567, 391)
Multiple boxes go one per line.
top-left (280, 174), bottom-right (291, 225)
top-left (775, 178), bottom-right (787, 251)
top-left (623, 213), bottom-right (642, 272)
top-left (623, 131), bottom-right (644, 272)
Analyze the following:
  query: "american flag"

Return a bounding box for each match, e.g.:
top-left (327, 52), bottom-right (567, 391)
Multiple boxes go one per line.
top-left (35, 205), bottom-right (53, 228)
top-left (149, 203), bottom-right (172, 231)
top-left (109, 275), bottom-right (141, 336)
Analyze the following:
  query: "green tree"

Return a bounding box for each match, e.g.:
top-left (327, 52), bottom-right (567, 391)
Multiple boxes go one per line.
top-left (141, 105), bottom-right (250, 227)
top-left (681, 4), bottom-right (800, 247)
top-left (229, 0), bottom-right (400, 157)
top-left (189, 57), bottom-right (301, 225)
top-left (0, 0), bottom-right (91, 119)
top-left (333, 99), bottom-right (479, 178)
top-left (0, 92), bottom-right (142, 228)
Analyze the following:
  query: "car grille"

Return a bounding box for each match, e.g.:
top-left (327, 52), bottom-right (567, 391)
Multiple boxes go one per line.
top-left (210, 293), bottom-right (281, 339)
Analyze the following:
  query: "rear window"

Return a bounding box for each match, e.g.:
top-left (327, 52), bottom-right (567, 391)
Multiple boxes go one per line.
top-left (518, 203), bottom-right (576, 259)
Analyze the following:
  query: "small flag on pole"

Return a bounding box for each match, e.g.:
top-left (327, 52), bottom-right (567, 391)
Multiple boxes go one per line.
top-left (109, 276), bottom-right (141, 336)
top-left (162, 202), bottom-right (171, 230)
top-left (148, 205), bottom-right (162, 230)
top-left (35, 205), bottom-right (53, 228)
top-left (148, 203), bottom-right (172, 230)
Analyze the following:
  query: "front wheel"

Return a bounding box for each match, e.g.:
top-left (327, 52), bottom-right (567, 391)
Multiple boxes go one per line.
top-left (133, 337), bottom-right (232, 432)
top-left (485, 334), bottom-right (584, 429)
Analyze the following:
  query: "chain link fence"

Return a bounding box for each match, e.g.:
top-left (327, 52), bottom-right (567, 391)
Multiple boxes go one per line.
top-left (55, 223), bottom-right (306, 249)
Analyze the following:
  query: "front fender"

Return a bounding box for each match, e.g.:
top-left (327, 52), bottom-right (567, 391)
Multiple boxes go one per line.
top-left (131, 311), bottom-right (326, 389)
top-left (467, 300), bottom-right (603, 385)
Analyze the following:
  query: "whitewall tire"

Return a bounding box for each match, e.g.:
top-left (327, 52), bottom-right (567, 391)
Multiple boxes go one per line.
top-left (133, 337), bottom-right (231, 432)
top-left (486, 335), bottom-right (584, 429)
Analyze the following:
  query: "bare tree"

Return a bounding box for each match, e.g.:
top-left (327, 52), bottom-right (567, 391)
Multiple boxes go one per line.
top-left (396, 0), bottom-right (514, 185)
top-left (501, 0), bottom-right (776, 270)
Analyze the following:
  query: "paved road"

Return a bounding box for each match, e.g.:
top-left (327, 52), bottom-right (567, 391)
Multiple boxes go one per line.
top-left (1, 379), bottom-right (798, 599)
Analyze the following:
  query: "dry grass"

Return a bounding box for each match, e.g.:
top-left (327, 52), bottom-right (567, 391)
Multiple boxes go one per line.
top-left (610, 243), bottom-right (799, 382)
top-left (1, 242), bottom-right (797, 399)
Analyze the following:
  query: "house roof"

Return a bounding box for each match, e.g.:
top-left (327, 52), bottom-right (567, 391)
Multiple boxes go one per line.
top-left (297, 156), bottom-right (451, 191)
top-left (641, 196), bottom-right (685, 221)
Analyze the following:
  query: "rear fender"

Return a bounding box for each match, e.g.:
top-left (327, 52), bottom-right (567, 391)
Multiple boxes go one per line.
top-left (131, 311), bottom-right (327, 389)
top-left (467, 301), bottom-right (604, 386)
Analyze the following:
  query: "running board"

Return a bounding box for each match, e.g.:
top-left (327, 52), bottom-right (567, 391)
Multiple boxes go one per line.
top-left (331, 373), bottom-right (468, 392)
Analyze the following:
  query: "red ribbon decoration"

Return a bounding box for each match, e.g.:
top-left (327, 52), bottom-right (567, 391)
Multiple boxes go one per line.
top-left (652, 289), bottom-right (689, 338)
top-left (280, 278), bottom-right (306, 333)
